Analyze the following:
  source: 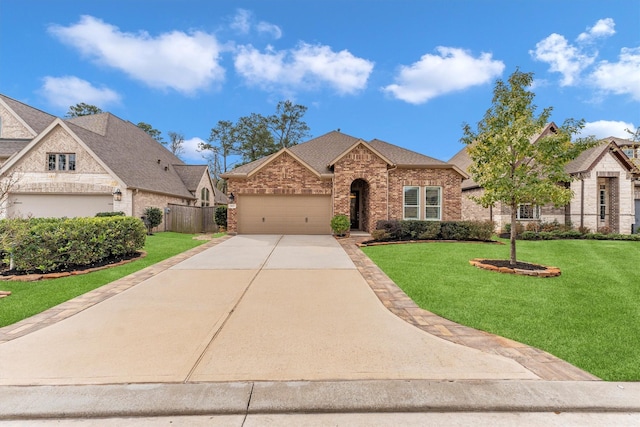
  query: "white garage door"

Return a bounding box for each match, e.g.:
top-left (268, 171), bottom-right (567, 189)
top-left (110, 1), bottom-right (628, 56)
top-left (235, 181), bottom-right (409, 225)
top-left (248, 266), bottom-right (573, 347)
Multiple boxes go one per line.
top-left (237, 195), bottom-right (332, 234)
top-left (8, 194), bottom-right (114, 218)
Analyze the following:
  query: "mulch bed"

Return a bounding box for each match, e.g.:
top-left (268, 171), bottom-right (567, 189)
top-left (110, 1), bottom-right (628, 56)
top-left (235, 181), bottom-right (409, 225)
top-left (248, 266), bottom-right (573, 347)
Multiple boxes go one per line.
top-left (469, 258), bottom-right (561, 277)
top-left (0, 251), bottom-right (145, 282)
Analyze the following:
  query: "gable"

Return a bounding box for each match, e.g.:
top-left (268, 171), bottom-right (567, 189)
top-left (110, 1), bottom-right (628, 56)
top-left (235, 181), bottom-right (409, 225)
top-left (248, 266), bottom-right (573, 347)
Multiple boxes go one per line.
top-left (330, 140), bottom-right (393, 168)
top-left (8, 124), bottom-right (108, 174)
top-left (250, 151), bottom-right (326, 183)
top-left (0, 103), bottom-right (35, 139)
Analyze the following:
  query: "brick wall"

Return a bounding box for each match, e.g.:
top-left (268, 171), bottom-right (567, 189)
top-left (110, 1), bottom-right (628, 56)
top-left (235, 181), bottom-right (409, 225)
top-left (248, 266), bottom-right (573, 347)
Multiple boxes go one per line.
top-left (226, 152), bottom-right (332, 233)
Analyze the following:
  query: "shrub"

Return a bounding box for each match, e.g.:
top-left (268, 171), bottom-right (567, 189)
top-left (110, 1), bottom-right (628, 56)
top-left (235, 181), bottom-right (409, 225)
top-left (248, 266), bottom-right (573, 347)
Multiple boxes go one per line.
top-left (440, 221), bottom-right (472, 240)
top-left (330, 214), bottom-right (350, 236)
top-left (417, 222), bottom-right (441, 240)
top-left (504, 222), bottom-right (524, 236)
top-left (142, 207), bottom-right (163, 234)
top-left (95, 211), bottom-right (125, 217)
top-left (1, 217), bottom-right (146, 273)
top-left (375, 220), bottom-right (402, 240)
top-left (215, 205), bottom-right (227, 228)
top-left (466, 220), bottom-right (495, 241)
top-left (371, 229), bottom-right (391, 241)
top-left (597, 226), bottom-right (612, 235)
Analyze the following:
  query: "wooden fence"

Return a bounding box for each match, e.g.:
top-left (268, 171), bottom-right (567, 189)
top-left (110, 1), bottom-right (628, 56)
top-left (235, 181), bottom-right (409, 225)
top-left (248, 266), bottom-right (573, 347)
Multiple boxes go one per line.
top-left (167, 204), bottom-right (217, 233)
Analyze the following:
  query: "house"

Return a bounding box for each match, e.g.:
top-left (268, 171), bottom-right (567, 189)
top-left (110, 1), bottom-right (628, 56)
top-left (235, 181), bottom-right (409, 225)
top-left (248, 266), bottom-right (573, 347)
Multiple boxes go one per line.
top-left (221, 130), bottom-right (467, 234)
top-left (0, 94), bottom-right (226, 227)
top-left (448, 125), bottom-right (640, 234)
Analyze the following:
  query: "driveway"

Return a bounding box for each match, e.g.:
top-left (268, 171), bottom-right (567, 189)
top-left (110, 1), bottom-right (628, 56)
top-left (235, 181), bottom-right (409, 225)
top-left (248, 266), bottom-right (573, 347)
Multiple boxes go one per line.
top-left (0, 235), bottom-right (538, 385)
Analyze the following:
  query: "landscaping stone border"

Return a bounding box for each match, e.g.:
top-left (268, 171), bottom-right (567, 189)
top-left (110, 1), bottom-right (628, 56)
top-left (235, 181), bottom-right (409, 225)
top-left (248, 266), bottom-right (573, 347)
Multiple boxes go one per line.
top-left (469, 258), bottom-right (561, 277)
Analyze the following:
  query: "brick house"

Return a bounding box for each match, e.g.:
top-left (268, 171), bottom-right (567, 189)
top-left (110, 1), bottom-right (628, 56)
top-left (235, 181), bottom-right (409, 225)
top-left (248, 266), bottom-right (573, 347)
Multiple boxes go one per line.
top-left (221, 130), bottom-right (467, 234)
top-left (448, 124), bottom-right (640, 234)
top-left (0, 94), bottom-right (226, 226)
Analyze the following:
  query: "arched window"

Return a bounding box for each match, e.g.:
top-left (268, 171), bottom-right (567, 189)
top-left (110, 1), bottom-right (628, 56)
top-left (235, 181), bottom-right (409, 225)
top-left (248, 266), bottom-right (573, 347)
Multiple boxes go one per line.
top-left (201, 188), bottom-right (210, 206)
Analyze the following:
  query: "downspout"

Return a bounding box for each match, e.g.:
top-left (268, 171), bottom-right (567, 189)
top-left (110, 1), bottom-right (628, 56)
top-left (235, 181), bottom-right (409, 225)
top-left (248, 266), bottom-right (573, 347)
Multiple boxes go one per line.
top-left (580, 178), bottom-right (584, 229)
top-left (387, 165), bottom-right (397, 221)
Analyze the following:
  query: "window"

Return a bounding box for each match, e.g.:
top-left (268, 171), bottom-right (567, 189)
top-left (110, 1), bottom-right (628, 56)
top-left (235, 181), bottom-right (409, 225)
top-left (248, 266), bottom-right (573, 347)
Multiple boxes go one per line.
top-left (623, 148), bottom-right (636, 159)
top-left (403, 186), bottom-right (420, 220)
top-left (48, 153), bottom-right (76, 171)
top-left (599, 185), bottom-right (606, 221)
top-left (425, 186), bottom-right (441, 220)
top-left (201, 188), bottom-right (210, 207)
top-left (516, 204), bottom-right (540, 220)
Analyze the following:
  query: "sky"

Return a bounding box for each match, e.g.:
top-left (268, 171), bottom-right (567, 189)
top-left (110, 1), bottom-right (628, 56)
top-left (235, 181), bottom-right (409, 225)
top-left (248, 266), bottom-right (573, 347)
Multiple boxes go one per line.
top-left (1, 0), bottom-right (639, 168)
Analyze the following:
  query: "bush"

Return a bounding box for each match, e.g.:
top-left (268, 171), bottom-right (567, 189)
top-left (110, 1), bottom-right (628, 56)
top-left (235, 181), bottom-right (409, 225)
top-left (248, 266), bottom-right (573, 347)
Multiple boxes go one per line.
top-left (142, 207), bottom-right (163, 234)
top-left (95, 211), bottom-right (125, 217)
top-left (417, 222), bottom-right (441, 240)
top-left (371, 229), bottom-right (391, 241)
top-left (375, 220), bottom-right (402, 240)
top-left (215, 205), bottom-right (227, 228)
top-left (0, 217), bottom-right (146, 273)
top-left (371, 220), bottom-right (495, 242)
top-left (330, 214), bottom-right (350, 236)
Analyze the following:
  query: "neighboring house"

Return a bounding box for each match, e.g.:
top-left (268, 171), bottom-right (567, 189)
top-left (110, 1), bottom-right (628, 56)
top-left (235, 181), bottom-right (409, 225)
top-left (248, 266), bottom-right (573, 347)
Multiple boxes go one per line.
top-left (221, 130), bottom-right (467, 234)
top-left (0, 94), bottom-right (226, 227)
top-left (449, 124), bottom-right (640, 234)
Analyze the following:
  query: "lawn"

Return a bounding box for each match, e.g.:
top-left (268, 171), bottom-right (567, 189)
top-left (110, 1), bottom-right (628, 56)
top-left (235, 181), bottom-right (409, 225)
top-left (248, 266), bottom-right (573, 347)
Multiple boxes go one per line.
top-left (0, 232), bottom-right (218, 328)
top-left (361, 239), bottom-right (640, 381)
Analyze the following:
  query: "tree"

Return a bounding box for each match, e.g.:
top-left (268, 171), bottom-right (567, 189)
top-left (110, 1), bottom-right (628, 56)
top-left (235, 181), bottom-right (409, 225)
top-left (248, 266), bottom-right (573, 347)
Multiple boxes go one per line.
top-left (461, 69), bottom-right (595, 266)
top-left (167, 131), bottom-right (185, 158)
top-left (0, 171), bottom-right (21, 217)
top-left (65, 103), bottom-right (103, 117)
top-left (199, 120), bottom-right (238, 181)
top-left (235, 113), bottom-right (276, 164)
top-left (266, 100), bottom-right (310, 149)
top-left (142, 207), bottom-right (163, 234)
top-left (137, 122), bottom-right (165, 145)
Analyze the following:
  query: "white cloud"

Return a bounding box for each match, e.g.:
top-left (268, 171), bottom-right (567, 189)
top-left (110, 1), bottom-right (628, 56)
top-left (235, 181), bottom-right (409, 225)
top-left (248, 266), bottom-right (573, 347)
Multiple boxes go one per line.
top-left (180, 137), bottom-right (208, 164)
top-left (580, 120), bottom-right (635, 139)
top-left (41, 76), bottom-right (121, 110)
top-left (48, 15), bottom-right (225, 94)
top-left (530, 33), bottom-right (594, 86)
top-left (382, 47), bottom-right (504, 104)
top-left (590, 47), bottom-right (640, 101)
top-left (234, 43), bottom-right (374, 94)
top-left (230, 9), bottom-right (251, 34)
top-left (577, 18), bottom-right (615, 42)
top-left (230, 9), bottom-right (282, 39)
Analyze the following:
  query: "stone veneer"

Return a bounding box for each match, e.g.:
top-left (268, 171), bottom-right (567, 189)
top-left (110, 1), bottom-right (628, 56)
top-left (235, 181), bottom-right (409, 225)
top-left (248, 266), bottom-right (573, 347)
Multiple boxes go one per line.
top-left (226, 145), bottom-right (464, 234)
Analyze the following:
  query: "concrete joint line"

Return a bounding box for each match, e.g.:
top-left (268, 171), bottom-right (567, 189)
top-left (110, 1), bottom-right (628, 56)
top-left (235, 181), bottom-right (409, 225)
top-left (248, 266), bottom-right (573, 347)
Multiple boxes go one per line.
top-left (183, 236), bottom-right (283, 382)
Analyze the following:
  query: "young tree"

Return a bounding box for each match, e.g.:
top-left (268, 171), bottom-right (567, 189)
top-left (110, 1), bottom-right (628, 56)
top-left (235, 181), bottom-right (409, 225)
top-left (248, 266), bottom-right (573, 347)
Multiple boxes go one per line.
top-left (65, 103), bottom-right (103, 117)
top-left (0, 171), bottom-right (20, 217)
top-left (266, 100), bottom-right (311, 149)
top-left (167, 131), bottom-right (185, 158)
top-left (199, 120), bottom-right (238, 179)
top-left (137, 122), bottom-right (165, 145)
top-left (461, 69), bottom-right (595, 265)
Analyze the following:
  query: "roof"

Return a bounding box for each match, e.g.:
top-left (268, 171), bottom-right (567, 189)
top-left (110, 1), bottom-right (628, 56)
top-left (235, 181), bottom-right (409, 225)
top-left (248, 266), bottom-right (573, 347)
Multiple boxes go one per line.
top-left (63, 113), bottom-right (195, 199)
top-left (224, 130), bottom-right (461, 178)
top-left (0, 92), bottom-right (217, 200)
top-left (450, 131), bottom-right (640, 190)
top-left (0, 94), bottom-right (56, 135)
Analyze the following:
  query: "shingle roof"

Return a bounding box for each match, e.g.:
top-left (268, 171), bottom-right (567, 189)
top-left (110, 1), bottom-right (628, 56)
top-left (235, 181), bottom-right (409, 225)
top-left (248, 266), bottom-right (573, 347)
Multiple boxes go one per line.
top-left (63, 113), bottom-right (195, 199)
top-left (0, 94), bottom-right (56, 135)
top-left (173, 164), bottom-right (209, 192)
top-left (448, 145), bottom-right (479, 189)
top-left (0, 139), bottom-right (30, 159)
top-left (224, 130), bottom-right (455, 177)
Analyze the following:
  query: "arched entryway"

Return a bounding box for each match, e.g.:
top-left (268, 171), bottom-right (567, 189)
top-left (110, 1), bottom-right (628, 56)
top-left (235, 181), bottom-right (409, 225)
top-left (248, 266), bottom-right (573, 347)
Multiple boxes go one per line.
top-left (350, 179), bottom-right (370, 231)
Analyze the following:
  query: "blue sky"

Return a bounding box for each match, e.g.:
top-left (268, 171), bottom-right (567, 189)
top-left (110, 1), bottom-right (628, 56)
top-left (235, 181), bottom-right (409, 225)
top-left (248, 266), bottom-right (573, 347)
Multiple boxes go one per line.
top-left (1, 0), bottom-right (638, 168)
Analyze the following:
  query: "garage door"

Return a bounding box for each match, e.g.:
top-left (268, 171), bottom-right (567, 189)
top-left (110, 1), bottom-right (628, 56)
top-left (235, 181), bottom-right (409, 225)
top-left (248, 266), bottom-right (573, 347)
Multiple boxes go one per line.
top-left (237, 195), bottom-right (332, 234)
top-left (8, 194), bottom-right (114, 218)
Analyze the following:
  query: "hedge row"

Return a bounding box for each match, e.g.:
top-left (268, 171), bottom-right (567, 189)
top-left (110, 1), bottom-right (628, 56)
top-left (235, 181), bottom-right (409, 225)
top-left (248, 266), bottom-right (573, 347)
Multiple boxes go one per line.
top-left (520, 230), bottom-right (640, 241)
top-left (372, 220), bottom-right (495, 242)
top-left (0, 216), bottom-right (147, 273)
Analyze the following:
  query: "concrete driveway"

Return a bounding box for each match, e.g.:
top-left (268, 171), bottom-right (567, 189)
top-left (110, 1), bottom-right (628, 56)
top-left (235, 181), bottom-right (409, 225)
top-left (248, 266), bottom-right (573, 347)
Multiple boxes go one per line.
top-left (0, 235), bottom-right (538, 385)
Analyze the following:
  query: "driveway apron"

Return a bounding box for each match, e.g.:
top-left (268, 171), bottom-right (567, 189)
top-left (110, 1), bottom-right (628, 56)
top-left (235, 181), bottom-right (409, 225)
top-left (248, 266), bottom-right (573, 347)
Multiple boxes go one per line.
top-left (0, 235), bottom-right (538, 385)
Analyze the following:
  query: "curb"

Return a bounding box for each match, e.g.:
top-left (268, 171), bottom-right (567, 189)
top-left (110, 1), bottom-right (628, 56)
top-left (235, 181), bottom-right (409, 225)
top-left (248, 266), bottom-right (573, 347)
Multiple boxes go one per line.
top-left (1, 380), bottom-right (638, 420)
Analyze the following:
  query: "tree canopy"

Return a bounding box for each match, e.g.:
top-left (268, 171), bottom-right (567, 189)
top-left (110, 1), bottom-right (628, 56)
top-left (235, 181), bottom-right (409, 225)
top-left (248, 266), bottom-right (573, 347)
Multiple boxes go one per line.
top-left (137, 122), bottom-right (165, 145)
top-left (65, 103), bottom-right (103, 118)
top-left (199, 100), bottom-right (310, 181)
top-left (461, 69), bottom-right (595, 265)
top-left (167, 131), bottom-right (185, 158)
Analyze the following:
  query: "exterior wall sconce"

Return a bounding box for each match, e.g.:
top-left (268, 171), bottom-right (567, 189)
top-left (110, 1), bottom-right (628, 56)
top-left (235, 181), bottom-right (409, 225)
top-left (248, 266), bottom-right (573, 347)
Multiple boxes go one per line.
top-left (229, 192), bottom-right (235, 203)
top-left (113, 188), bottom-right (123, 201)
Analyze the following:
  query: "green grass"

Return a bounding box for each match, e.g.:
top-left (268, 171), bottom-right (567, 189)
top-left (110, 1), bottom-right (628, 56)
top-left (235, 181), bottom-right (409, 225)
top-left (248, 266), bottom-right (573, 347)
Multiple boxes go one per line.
top-left (362, 239), bottom-right (640, 381)
top-left (0, 232), bottom-right (220, 328)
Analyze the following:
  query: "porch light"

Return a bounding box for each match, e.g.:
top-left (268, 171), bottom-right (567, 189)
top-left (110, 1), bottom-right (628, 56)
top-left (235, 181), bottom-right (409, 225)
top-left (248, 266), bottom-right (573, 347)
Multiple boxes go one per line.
top-left (229, 192), bottom-right (235, 203)
top-left (113, 188), bottom-right (122, 201)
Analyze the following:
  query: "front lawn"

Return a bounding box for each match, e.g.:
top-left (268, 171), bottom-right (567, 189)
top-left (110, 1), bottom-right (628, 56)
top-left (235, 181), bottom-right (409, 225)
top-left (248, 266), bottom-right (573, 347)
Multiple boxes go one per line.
top-left (0, 232), bottom-right (218, 328)
top-left (362, 239), bottom-right (640, 381)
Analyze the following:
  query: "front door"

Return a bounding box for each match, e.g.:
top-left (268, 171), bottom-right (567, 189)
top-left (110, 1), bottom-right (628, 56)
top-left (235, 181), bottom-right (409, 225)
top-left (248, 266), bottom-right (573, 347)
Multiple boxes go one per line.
top-left (350, 190), bottom-right (360, 229)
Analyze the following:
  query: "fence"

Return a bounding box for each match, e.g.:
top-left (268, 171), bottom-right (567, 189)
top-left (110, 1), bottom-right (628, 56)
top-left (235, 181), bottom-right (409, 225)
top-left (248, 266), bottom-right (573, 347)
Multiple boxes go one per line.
top-left (167, 204), bottom-right (217, 233)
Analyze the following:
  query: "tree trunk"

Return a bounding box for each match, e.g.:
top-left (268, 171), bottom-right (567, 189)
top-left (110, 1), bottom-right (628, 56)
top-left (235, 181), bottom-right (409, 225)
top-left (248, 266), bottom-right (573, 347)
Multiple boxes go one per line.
top-left (510, 203), bottom-right (517, 266)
